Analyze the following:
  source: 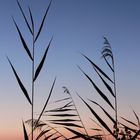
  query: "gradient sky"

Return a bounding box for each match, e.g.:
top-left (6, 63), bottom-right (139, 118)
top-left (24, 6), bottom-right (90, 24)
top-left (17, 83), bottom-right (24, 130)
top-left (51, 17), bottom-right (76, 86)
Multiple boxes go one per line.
top-left (0, 0), bottom-right (140, 139)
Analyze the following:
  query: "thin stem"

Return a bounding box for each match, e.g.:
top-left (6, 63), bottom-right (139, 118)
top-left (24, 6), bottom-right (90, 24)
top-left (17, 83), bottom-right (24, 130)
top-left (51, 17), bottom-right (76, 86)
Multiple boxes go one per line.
top-left (113, 60), bottom-right (118, 138)
top-left (45, 123), bottom-right (68, 140)
top-left (31, 28), bottom-right (35, 140)
top-left (70, 93), bottom-right (90, 138)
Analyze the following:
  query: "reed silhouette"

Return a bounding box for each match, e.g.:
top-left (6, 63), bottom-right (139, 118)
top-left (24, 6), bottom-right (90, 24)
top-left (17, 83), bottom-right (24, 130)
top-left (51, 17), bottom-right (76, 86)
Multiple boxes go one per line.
top-left (78, 37), bottom-right (140, 140)
top-left (8, 0), bottom-right (140, 140)
top-left (8, 0), bottom-right (56, 140)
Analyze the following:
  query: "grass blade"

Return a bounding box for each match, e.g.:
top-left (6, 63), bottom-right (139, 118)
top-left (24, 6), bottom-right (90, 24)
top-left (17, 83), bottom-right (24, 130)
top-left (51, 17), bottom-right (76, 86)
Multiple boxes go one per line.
top-left (36, 129), bottom-right (51, 140)
top-left (78, 66), bottom-right (114, 109)
top-left (22, 121), bottom-right (29, 140)
top-left (78, 94), bottom-right (115, 138)
top-left (120, 123), bottom-right (137, 133)
top-left (46, 114), bottom-right (77, 117)
top-left (45, 101), bottom-right (73, 112)
top-left (36, 123), bottom-right (46, 130)
top-left (54, 97), bottom-right (71, 103)
top-left (93, 67), bottom-right (115, 97)
top-left (91, 128), bottom-right (102, 131)
top-left (121, 117), bottom-right (138, 127)
top-left (60, 101), bottom-right (73, 109)
top-left (49, 119), bottom-right (79, 122)
top-left (65, 127), bottom-right (91, 140)
top-left (34, 0), bottom-right (52, 42)
top-left (35, 78), bottom-right (56, 126)
top-left (17, 0), bottom-right (33, 35)
top-left (44, 132), bottom-right (57, 140)
top-left (33, 38), bottom-right (52, 82)
top-left (133, 109), bottom-right (140, 127)
top-left (12, 18), bottom-right (33, 61)
top-left (28, 7), bottom-right (34, 32)
top-left (89, 99), bottom-right (115, 124)
top-left (82, 54), bottom-right (114, 83)
top-left (51, 122), bottom-right (83, 128)
top-left (46, 108), bottom-right (75, 112)
top-left (7, 57), bottom-right (32, 105)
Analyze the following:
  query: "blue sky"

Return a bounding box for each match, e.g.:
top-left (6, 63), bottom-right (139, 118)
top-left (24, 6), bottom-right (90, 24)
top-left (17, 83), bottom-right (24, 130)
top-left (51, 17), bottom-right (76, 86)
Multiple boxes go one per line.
top-left (0, 0), bottom-right (140, 139)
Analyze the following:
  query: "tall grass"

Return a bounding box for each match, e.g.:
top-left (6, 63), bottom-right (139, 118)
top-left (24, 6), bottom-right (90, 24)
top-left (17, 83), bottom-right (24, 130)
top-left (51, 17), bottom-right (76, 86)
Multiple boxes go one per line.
top-left (8, 0), bottom-right (55, 140)
top-left (78, 37), bottom-right (140, 140)
top-left (8, 0), bottom-right (140, 140)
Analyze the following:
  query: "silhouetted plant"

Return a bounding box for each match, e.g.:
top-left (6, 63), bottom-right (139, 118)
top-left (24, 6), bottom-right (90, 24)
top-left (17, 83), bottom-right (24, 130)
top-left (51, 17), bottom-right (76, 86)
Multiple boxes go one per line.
top-left (119, 109), bottom-right (140, 140)
top-left (78, 37), bottom-right (117, 139)
top-left (78, 37), bottom-right (140, 140)
top-left (25, 119), bottom-right (68, 140)
top-left (43, 87), bottom-right (92, 139)
top-left (8, 1), bottom-right (140, 139)
top-left (8, 0), bottom-right (55, 140)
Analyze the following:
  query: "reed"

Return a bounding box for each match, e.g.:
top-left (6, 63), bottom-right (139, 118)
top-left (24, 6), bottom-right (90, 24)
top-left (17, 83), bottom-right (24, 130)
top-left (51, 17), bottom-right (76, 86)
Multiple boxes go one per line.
top-left (8, 0), bottom-right (55, 140)
top-left (78, 37), bottom-right (140, 140)
top-left (8, 0), bottom-right (140, 139)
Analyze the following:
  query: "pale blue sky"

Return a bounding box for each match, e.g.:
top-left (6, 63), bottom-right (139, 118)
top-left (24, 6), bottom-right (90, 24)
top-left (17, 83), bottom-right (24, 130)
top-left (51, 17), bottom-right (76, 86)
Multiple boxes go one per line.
top-left (0, 0), bottom-right (140, 139)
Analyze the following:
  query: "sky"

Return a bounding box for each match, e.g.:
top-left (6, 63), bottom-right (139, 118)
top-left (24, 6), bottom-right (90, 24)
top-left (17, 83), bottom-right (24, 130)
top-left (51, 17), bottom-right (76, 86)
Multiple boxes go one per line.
top-left (0, 0), bottom-right (140, 139)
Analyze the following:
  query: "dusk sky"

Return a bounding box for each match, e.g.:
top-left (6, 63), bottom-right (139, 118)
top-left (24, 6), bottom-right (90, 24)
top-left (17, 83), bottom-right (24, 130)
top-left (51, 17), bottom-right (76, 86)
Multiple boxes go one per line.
top-left (0, 0), bottom-right (140, 140)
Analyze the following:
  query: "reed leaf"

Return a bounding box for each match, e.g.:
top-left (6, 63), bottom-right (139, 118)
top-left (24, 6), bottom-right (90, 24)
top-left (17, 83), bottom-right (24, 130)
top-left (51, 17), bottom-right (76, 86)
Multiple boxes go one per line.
top-left (91, 128), bottom-right (102, 131)
top-left (35, 78), bottom-right (56, 126)
top-left (82, 54), bottom-right (114, 83)
top-left (34, 0), bottom-right (52, 42)
top-left (120, 123), bottom-right (137, 133)
top-left (90, 118), bottom-right (103, 129)
top-left (121, 117), bottom-right (138, 127)
top-left (12, 18), bottom-right (33, 61)
top-left (28, 7), bottom-right (34, 32)
top-left (34, 38), bottom-right (52, 82)
top-left (7, 57), bottom-right (32, 105)
top-left (46, 114), bottom-right (77, 117)
top-left (78, 66), bottom-right (114, 109)
top-left (44, 101), bottom-right (73, 113)
top-left (17, 0), bottom-right (33, 35)
top-left (60, 101), bottom-right (73, 109)
top-left (36, 123), bottom-right (47, 130)
top-left (93, 66), bottom-right (115, 97)
top-left (89, 99), bottom-right (115, 124)
top-left (78, 94), bottom-right (115, 138)
top-left (25, 119), bottom-right (46, 131)
top-left (51, 122), bottom-right (83, 128)
top-left (44, 132), bottom-right (57, 140)
top-left (65, 127), bottom-right (91, 140)
top-left (48, 119), bottom-right (80, 122)
top-left (46, 108), bottom-right (76, 112)
top-left (133, 109), bottom-right (140, 127)
top-left (36, 129), bottom-right (51, 140)
top-left (54, 97), bottom-right (71, 103)
top-left (69, 135), bottom-right (82, 139)
top-left (22, 121), bottom-right (29, 140)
